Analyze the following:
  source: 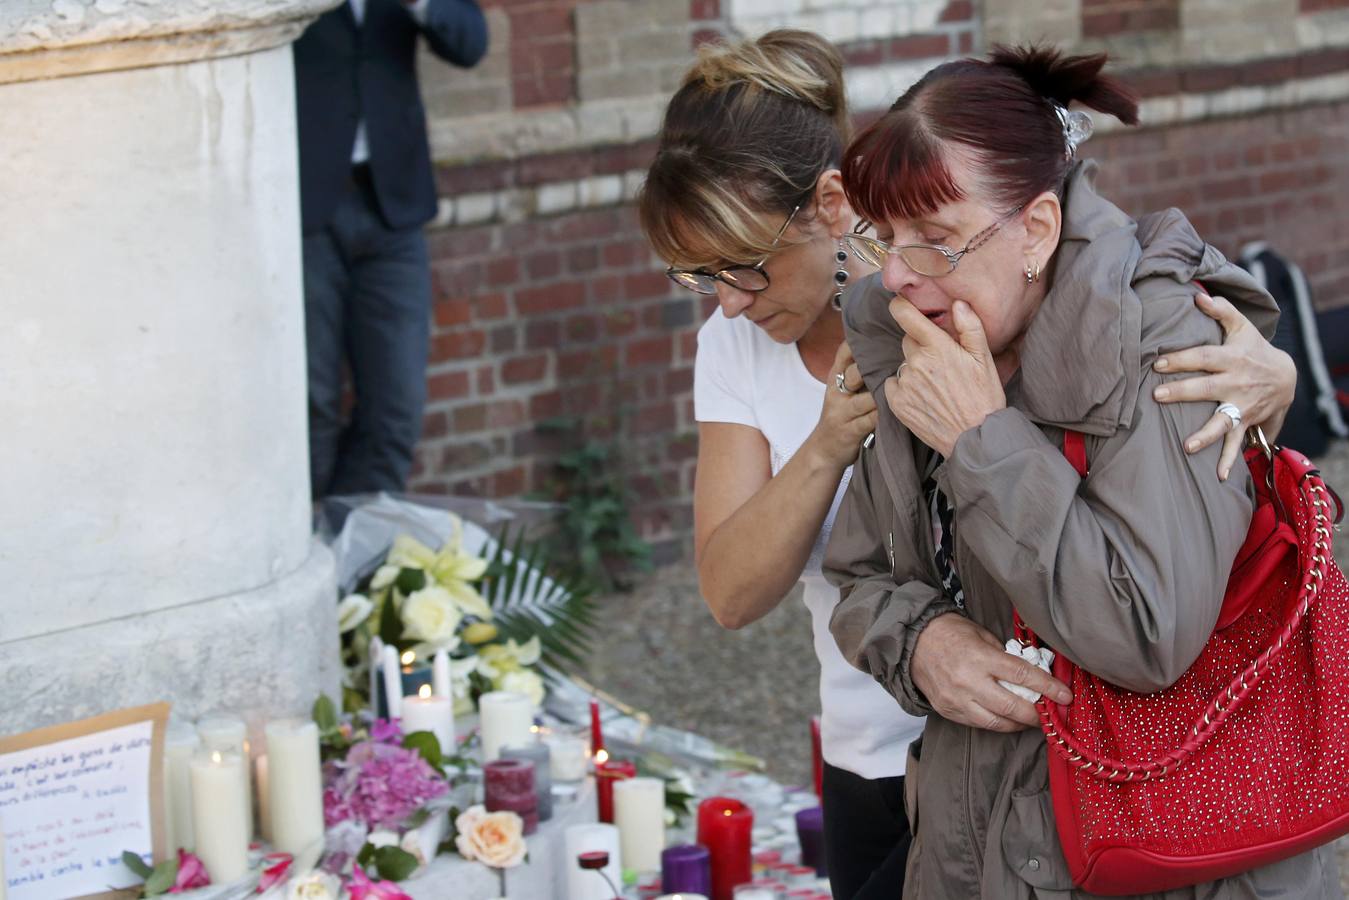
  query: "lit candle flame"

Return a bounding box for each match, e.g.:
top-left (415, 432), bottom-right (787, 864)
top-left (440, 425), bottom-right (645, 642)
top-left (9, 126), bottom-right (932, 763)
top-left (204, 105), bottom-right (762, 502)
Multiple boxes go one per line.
top-left (211, 751), bottom-right (222, 764)
top-left (401, 650), bottom-right (416, 666)
top-left (594, 748), bottom-right (609, 765)
top-left (419, 684), bottom-right (431, 699)
top-left (723, 809), bottom-right (733, 816)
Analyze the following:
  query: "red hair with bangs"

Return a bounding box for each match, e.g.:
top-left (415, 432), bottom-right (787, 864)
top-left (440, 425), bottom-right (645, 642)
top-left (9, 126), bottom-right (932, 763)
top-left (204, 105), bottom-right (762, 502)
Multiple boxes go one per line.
top-left (842, 45), bottom-right (1139, 227)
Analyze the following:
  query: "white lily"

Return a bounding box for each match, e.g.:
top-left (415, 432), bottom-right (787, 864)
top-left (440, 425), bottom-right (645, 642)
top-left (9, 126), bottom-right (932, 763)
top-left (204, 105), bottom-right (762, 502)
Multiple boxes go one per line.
top-left (336, 594), bottom-right (374, 633)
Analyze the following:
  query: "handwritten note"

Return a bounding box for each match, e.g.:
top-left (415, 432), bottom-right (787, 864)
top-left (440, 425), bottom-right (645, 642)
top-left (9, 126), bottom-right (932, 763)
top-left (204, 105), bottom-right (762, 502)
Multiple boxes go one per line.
top-left (0, 706), bottom-right (165, 900)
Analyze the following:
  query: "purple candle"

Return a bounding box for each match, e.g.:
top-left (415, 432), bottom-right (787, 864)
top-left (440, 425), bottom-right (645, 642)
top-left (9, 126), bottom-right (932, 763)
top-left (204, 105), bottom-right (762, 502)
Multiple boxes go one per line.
top-left (484, 758), bottom-right (539, 834)
top-left (662, 843), bottom-right (712, 895)
top-left (795, 806), bottom-right (826, 876)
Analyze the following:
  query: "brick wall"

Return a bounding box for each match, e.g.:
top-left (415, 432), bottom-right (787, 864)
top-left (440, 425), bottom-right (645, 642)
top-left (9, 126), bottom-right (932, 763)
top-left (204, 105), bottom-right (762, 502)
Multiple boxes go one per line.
top-left (404, 0), bottom-right (1349, 560)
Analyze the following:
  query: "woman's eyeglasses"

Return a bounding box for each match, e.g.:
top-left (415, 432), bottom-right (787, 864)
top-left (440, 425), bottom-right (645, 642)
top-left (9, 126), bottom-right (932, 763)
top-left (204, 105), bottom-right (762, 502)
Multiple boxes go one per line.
top-left (844, 208), bottom-right (1022, 278)
top-left (665, 205), bottom-right (800, 295)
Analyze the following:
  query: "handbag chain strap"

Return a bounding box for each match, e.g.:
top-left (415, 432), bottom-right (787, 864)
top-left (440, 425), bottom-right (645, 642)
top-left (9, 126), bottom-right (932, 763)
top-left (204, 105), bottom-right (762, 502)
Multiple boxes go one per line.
top-left (1015, 449), bottom-right (1337, 782)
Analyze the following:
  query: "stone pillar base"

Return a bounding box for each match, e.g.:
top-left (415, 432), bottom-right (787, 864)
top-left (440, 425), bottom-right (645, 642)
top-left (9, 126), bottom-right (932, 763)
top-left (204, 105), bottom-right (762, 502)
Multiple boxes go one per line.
top-left (0, 538), bottom-right (338, 739)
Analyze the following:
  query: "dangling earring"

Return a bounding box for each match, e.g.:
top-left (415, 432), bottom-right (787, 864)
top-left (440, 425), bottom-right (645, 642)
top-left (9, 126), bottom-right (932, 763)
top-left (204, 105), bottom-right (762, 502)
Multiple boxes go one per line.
top-left (832, 238), bottom-right (850, 310)
top-left (1024, 259), bottom-right (1041, 284)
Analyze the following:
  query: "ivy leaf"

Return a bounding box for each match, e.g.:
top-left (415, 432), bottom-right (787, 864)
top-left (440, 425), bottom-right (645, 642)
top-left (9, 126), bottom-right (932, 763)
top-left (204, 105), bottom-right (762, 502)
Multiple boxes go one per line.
top-left (395, 568), bottom-right (427, 595)
top-left (373, 846), bottom-right (421, 882)
top-left (379, 587), bottom-right (404, 646)
top-left (356, 842), bottom-right (377, 869)
top-left (402, 730), bottom-right (442, 769)
top-left (312, 694), bottom-right (339, 734)
top-left (120, 851), bottom-right (153, 880)
top-left (143, 859), bottom-right (177, 896)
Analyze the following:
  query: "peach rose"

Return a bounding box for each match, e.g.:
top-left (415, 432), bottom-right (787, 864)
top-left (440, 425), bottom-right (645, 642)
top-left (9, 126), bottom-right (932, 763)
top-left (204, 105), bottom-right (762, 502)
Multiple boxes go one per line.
top-left (454, 805), bottom-right (527, 869)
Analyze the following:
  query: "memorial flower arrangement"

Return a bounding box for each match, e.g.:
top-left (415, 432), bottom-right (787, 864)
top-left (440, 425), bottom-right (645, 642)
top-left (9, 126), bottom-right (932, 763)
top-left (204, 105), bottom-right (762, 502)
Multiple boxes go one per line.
top-left (336, 516), bottom-right (596, 716)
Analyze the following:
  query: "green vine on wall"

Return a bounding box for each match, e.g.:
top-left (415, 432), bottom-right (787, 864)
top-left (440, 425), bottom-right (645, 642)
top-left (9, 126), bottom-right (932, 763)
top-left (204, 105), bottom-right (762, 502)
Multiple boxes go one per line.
top-left (531, 417), bottom-right (652, 593)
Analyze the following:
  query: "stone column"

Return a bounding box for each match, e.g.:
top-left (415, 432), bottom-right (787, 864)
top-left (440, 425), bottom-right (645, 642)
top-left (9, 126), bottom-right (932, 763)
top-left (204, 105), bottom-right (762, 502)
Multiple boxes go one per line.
top-left (0, 0), bottom-right (342, 736)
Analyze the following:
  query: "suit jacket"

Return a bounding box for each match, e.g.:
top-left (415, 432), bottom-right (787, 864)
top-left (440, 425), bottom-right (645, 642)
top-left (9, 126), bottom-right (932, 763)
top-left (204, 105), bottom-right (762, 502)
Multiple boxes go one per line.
top-left (293, 0), bottom-right (487, 233)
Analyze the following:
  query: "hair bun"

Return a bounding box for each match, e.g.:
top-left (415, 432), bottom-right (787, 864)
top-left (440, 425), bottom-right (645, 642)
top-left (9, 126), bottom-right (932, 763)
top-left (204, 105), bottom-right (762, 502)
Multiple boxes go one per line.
top-left (687, 29), bottom-right (850, 136)
top-left (991, 44), bottom-right (1139, 126)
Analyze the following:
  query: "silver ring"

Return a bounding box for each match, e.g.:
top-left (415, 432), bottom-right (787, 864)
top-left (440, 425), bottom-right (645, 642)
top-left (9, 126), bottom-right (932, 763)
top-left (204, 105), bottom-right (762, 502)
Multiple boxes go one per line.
top-left (1216, 403), bottom-right (1242, 431)
top-left (835, 372), bottom-right (850, 394)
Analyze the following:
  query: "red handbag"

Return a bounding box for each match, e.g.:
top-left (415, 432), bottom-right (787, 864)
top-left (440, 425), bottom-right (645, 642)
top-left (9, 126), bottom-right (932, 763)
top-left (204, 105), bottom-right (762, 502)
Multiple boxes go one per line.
top-left (1014, 430), bottom-right (1349, 895)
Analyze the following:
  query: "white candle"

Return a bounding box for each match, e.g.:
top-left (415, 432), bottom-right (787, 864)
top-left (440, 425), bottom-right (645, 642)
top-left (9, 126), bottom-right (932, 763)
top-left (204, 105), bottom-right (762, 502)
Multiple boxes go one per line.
top-left (255, 754), bottom-right (272, 843)
top-left (612, 777), bottom-right (665, 874)
top-left (163, 721), bottom-right (199, 852)
top-left (189, 751), bottom-right (249, 884)
top-left (478, 691), bottom-right (533, 763)
top-left (381, 645), bottom-right (403, 719)
top-left (730, 890), bottom-right (775, 900)
top-left (196, 716), bottom-right (252, 843)
top-left (401, 685), bottom-right (455, 755)
top-left (563, 823), bottom-right (622, 900)
top-left (432, 649), bottom-right (452, 699)
top-left (545, 735), bottom-right (589, 782)
top-left (265, 719), bottom-right (324, 869)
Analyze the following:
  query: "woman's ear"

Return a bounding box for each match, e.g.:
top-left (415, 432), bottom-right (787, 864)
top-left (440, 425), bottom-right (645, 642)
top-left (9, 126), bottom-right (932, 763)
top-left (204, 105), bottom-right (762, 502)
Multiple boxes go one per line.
top-left (1021, 190), bottom-right (1062, 268)
top-left (813, 168), bottom-right (850, 236)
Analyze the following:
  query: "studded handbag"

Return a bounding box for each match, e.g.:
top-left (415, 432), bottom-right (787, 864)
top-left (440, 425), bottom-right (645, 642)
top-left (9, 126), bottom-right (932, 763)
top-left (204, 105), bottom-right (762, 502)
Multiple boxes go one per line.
top-left (1014, 429), bottom-right (1349, 895)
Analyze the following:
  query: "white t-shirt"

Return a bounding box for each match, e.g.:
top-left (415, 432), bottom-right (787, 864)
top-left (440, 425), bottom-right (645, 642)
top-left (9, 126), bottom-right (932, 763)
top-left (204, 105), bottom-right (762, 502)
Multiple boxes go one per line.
top-left (694, 309), bottom-right (924, 780)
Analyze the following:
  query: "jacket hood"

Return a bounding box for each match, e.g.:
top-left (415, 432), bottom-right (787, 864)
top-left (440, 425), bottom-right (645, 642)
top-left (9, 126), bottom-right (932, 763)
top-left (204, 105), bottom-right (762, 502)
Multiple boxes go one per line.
top-left (842, 160), bottom-right (1278, 437)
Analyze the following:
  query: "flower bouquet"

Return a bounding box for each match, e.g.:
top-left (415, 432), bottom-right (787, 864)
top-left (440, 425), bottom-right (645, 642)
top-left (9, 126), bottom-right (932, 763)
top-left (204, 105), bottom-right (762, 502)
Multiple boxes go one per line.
top-left (328, 495), bottom-right (596, 717)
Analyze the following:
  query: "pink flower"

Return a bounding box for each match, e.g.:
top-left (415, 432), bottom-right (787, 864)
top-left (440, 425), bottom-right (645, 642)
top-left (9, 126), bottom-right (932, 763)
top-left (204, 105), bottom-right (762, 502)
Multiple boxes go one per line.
top-left (369, 719), bottom-right (402, 744)
top-left (347, 864), bottom-right (413, 900)
top-left (322, 740), bottom-right (447, 830)
top-left (169, 849), bottom-right (210, 892)
top-left (256, 853), bottom-right (294, 893)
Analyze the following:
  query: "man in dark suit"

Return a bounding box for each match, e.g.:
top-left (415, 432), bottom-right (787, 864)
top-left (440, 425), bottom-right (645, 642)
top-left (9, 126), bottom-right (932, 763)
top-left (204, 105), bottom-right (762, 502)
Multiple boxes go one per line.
top-left (294, 0), bottom-right (487, 498)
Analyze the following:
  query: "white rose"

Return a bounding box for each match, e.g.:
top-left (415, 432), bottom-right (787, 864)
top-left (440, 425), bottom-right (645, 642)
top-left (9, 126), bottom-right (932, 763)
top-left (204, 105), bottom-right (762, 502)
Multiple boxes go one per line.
top-left (498, 670), bottom-right (545, 708)
top-left (401, 585), bottom-right (463, 645)
top-left (285, 872), bottom-right (341, 900)
top-left (454, 805), bottom-right (526, 869)
top-left (337, 594), bottom-right (374, 633)
top-left (366, 829), bottom-right (400, 849)
top-left (370, 565), bottom-right (400, 590)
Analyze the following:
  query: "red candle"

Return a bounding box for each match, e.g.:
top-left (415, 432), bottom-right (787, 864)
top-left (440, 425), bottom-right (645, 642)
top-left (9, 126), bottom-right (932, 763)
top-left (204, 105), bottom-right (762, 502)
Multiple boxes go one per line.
top-left (590, 697), bottom-right (605, 756)
top-left (484, 758), bottom-right (538, 834)
top-left (595, 758), bottom-right (635, 824)
top-left (810, 716), bottom-right (823, 799)
top-left (696, 796), bottom-right (753, 900)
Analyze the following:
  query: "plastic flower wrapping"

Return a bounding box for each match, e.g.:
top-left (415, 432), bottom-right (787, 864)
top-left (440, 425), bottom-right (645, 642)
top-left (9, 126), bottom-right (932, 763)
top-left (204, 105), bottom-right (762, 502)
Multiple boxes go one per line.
top-left (325, 495), bottom-right (596, 718)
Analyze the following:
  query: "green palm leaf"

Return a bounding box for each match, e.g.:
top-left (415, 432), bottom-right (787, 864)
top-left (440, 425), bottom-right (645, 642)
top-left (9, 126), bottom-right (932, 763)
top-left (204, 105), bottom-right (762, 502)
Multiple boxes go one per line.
top-left (481, 525), bottom-right (597, 676)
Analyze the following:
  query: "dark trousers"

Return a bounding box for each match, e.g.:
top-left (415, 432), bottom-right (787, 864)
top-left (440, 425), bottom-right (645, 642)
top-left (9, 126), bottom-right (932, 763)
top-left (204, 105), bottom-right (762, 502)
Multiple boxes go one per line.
top-left (302, 167), bottom-right (432, 498)
top-left (822, 761), bottom-right (911, 899)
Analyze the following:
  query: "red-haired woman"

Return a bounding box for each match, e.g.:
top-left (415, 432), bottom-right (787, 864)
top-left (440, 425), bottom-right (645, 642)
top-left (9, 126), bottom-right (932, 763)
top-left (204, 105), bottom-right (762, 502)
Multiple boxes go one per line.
top-left (824, 47), bottom-right (1335, 897)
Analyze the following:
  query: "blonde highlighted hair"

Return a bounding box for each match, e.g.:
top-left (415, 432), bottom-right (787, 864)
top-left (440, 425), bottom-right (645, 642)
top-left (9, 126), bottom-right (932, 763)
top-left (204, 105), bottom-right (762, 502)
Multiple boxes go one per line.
top-left (638, 30), bottom-right (849, 270)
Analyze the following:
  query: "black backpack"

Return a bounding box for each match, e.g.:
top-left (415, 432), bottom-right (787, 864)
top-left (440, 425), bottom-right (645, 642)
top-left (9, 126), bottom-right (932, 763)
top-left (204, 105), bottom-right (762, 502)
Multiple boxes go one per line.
top-left (1238, 243), bottom-right (1347, 457)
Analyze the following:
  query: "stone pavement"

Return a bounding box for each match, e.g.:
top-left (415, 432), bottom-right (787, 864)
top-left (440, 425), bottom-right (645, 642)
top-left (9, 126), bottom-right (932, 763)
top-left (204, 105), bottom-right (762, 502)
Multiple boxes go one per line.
top-left (585, 438), bottom-right (1349, 886)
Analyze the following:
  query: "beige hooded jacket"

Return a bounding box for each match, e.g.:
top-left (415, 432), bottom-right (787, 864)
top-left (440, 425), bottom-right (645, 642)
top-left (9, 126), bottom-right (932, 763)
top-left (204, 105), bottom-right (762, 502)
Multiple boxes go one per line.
top-left (824, 162), bottom-right (1341, 898)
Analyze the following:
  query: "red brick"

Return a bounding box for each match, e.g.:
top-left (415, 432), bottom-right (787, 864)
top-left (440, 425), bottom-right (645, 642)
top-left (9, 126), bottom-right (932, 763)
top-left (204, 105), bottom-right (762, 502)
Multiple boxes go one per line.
top-left (690, 0), bottom-right (719, 19)
top-left (502, 354), bottom-right (548, 384)
top-left (940, 0), bottom-right (974, 22)
top-left (428, 370), bottom-right (471, 400)
top-left (516, 281), bottom-right (586, 315)
top-left (529, 390), bottom-right (564, 419)
top-left (434, 299), bottom-right (473, 328)
top-left (886, 33), bottom-right (950, 61)
top-left (525, 250), bottom-right (562, 281)
top-left (477, 365), bottom-right (496, 396)
top-left (605, 309), bottom-right (640, 337)
top-left (603, 241), bottom-right (643, 267)
top-left (567, 245), bottom-right (600, 273)
top-left (692, 28), bottom-right (722, 49)
top-left (485, 258), bottom-right (521, 288)
top-left (475, 293), bottom-right (511, 320)
top-left (433, 329), bottom-right (487, 359)
top-left (565, 314), bottom-right (601, 343)
top-left (525, 320), bottom-right (561, 349)
top-left (624, 271), bottom-right (674, 301)
top-left (625, 337), bottom-right (674, 368)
